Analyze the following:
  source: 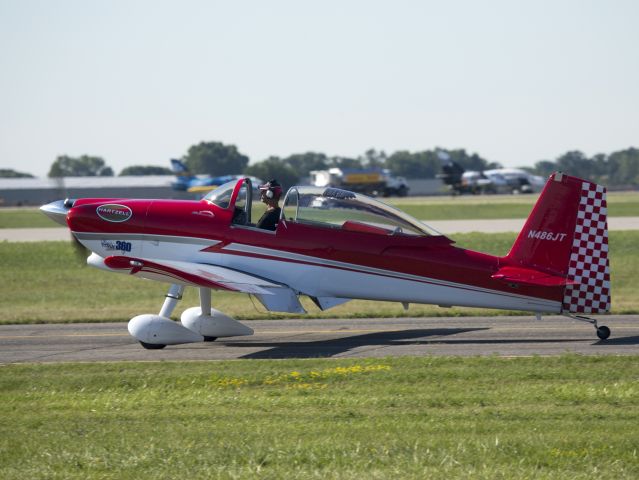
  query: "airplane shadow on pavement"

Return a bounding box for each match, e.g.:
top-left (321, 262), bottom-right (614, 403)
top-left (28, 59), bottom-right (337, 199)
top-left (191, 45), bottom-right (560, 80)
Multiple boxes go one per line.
top-left (595, 335), bottom-right (639, 346)
top-left (224, 328), bottom-right (486, 359)
top-left (222, 327), bottom-right (637, 359)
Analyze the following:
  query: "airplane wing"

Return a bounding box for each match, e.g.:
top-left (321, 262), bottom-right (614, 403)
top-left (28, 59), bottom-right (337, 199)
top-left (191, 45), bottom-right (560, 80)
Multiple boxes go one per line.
top-left (103, 255), bottom-right (280, 294)
top-left (100, 255), bottom-right (307, 313)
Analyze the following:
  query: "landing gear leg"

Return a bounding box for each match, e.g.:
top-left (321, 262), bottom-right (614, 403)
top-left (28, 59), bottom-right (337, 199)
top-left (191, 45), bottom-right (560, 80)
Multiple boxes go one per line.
top-left (159, 284), bottom-right (185, 318)
top-left (198, 288), bottom-right (217, 342)
top-left (563, 313), bottom-right (611, 340)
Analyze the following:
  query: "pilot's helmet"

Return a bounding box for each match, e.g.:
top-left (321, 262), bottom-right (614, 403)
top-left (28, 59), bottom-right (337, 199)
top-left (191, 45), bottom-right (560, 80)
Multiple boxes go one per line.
top-left (259, 179), bottom-right (282, 200)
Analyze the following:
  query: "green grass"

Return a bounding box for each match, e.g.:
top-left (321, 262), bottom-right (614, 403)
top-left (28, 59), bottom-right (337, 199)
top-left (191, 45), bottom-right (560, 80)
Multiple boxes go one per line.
top-left (0, 208), bottom-right (55, 228)
top-left (1, 356), bottom-right (638, 479)
top-left (388, 191), bottom-right (639, 220)
top-left (0, 231), bottom-right (636, 324)
top-left (3, 191), bottom-right (639, 228)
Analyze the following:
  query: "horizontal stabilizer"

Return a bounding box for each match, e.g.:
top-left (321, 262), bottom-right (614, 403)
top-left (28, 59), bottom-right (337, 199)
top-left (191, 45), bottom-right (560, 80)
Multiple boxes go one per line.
top-left (491, 266), bottom-right (578, 287)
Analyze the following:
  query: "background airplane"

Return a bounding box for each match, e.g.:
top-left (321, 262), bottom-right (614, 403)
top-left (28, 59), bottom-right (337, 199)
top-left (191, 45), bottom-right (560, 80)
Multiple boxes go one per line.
top-left (438, 154), bottom-right (545, 195)
top-left (41, 172), bottom-right (611, 349)
top-left (170, 158), bottom-right (262, 193)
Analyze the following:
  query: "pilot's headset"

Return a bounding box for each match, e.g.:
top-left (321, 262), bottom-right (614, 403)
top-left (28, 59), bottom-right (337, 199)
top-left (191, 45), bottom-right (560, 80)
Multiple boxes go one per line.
top-left (260, 179), bottom-right (282, 200)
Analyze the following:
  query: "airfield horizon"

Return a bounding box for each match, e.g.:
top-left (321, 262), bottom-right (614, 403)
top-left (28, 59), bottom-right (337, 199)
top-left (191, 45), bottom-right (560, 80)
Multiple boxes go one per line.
top-left (2, 190), bottom-right (639, 228)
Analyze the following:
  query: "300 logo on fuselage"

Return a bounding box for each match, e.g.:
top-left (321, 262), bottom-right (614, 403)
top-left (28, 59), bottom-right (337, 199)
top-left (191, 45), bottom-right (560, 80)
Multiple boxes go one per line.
top-left (96, 204), bottom-right (132, 223)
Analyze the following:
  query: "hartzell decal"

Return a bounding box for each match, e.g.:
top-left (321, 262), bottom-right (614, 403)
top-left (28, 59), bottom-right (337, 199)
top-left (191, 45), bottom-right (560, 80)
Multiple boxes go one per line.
top-left (96, 204), bottom-right (133, 223)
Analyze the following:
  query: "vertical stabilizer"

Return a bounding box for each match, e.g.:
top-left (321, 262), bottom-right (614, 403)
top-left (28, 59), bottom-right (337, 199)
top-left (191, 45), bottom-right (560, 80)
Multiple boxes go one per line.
top-left (505, 172), bottom-right (610, 314)
top-left (170, 159), bottom-right (190, 175)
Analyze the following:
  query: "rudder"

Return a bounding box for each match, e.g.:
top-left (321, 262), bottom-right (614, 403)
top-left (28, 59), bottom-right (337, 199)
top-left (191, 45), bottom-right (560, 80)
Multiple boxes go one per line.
top-left (562, 180), bottom-right (611, 313)
top-left (504, 172), bottom-right (610, 314)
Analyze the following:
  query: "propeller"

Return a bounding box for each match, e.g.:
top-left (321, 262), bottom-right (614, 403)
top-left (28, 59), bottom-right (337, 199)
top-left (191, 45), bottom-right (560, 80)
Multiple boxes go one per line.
top-left (70, 233), bottom-right (90, 264)
top-left (40, 198), bottom-right (88, 264)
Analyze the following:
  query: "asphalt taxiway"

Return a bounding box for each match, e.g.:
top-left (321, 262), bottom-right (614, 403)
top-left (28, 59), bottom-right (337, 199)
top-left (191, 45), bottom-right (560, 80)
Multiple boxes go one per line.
top-left (1, 315), bottom-right (637, 364)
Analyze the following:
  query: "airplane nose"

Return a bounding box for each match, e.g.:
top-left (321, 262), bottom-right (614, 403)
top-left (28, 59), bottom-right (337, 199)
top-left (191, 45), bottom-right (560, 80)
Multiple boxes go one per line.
top-left (40, 199), bottom-right (75, 226)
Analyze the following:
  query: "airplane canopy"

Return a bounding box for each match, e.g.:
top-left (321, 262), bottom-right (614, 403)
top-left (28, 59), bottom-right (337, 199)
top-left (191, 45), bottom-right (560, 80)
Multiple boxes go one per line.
top-left (202, 180), bottom-right (240, 209)
top-left (281, 186), bottom-right (441, 236)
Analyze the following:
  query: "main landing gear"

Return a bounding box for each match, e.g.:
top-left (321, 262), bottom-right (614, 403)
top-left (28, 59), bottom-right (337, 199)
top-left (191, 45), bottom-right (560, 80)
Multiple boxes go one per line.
top-left (128, 284), bottom-right (253, 349)
top-left (563, 313), bottom-right (611, 340)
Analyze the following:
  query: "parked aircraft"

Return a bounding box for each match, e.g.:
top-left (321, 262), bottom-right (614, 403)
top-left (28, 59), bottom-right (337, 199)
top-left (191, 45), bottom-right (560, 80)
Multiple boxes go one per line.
top-left (40, 172), bottom-right (611, 348)
top-left (484, 168), bottom-right (546, 193)
top-left (438, 157), bottom-right (545, 195)
top-left (169, 158), bottom-right (262, 193)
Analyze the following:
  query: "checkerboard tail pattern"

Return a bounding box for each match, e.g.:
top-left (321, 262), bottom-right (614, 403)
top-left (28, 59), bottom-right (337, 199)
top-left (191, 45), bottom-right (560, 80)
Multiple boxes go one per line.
top-left (562, 182), bottom-right (610, 313)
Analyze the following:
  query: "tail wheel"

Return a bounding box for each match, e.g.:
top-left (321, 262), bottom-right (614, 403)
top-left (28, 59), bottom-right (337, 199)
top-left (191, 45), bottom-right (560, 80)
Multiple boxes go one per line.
top-left (561, 314), bottom-right (611, 341)
top-left (596, 326), bottom-right (611, 340)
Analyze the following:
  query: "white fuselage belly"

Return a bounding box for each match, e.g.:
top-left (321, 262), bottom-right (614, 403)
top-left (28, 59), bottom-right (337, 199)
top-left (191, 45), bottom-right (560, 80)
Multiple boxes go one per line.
top-left (77, 232), bottom-right (562, 314)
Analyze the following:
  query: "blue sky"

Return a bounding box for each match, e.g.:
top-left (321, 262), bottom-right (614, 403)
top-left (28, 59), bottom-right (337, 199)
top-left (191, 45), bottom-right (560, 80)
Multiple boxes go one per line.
top-left (1, 0), bottom-right (637, 177)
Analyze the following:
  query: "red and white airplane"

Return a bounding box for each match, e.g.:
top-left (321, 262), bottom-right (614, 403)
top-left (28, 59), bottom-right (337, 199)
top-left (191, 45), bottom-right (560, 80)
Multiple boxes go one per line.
top-left (41, 172), bottom-right (611, 349)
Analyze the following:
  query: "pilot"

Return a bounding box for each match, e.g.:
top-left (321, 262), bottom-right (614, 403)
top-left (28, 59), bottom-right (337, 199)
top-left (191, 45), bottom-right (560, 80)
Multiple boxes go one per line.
top-left (256, 179), bottom-right (282, 231)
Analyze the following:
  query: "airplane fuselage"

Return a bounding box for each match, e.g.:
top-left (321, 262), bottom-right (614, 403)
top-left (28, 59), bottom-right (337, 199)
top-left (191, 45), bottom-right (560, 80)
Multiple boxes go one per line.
top-left (68, 197), bottom-right (563, 314)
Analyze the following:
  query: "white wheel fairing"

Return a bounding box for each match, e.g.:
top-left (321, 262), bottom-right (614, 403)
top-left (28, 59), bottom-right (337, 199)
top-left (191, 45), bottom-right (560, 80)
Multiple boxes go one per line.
top-left (128, 314), bottom-right (203, 345)
top-left (180, 307), bottom-right (253, 337)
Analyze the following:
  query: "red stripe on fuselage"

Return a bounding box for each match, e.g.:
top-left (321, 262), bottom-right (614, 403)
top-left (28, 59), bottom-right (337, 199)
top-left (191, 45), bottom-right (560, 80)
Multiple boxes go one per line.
top-left (212, 244), bottom-right (557, 303)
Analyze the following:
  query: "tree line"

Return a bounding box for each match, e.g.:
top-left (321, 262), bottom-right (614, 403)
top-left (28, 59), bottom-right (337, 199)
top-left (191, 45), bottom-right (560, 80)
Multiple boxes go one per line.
top-left (527, 149), bottom-right (639, 187)
top-left (2, 142), bottom-right (638, 187)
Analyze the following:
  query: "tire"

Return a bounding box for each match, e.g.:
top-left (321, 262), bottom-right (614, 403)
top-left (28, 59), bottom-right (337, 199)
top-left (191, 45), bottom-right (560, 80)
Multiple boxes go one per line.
top-left (596, 326), bottom-right (611, 340)
top-left (140, 341), bottom-right (166, 350)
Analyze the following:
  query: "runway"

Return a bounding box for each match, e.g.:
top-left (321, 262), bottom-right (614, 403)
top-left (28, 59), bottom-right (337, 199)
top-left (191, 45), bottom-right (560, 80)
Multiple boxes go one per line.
top-left (1, 315), bottom-right (637, 364)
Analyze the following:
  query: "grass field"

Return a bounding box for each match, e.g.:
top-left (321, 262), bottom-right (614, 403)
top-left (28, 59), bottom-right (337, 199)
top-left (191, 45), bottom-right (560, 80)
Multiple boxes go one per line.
top-left (389, 191), bottom-right (639, 220)
top-left (2, 196), bottom-right (637, 480)
top-left (2, 191), bottom-right (638, 228)
top-left (0, 231), bottom-right (636, 324)
top-left (1, 356), bottom-right (637, 479)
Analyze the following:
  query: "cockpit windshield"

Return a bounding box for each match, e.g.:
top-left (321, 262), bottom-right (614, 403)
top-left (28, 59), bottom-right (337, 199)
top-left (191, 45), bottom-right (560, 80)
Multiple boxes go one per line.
top-left (282, 187), bottom-right (441, 236)
top-left (202, 180), bottom-right (237, 209)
